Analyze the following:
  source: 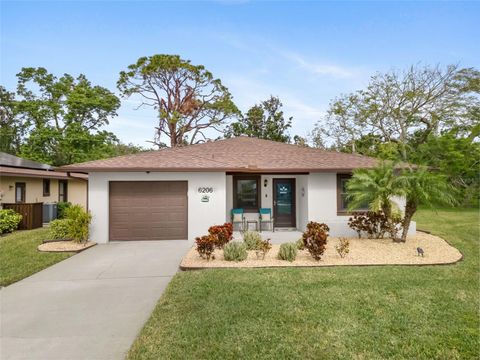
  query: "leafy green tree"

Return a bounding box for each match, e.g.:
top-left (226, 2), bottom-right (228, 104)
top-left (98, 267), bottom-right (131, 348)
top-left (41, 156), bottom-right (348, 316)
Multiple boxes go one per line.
top-left (410, 130), bottom-right (480, 206)
top-left (13, 67), bottom-right (120, 165)
top-left (397, 167), bottom-right (456, 241)
top-left (315, 64), bottom-right (479, 161)
top-left (117, 54), bottom-right (239, 148)
top-left (346, 162), bottom-right (404, 220)
top-left (227, 96), bottom-right (292, 142)
top-left (0, 86), bottom-right (25, 154)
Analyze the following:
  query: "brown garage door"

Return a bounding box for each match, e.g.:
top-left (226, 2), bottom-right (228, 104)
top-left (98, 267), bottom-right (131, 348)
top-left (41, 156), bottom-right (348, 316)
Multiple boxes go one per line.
top-left (109, 181), bottom-right (188, 241)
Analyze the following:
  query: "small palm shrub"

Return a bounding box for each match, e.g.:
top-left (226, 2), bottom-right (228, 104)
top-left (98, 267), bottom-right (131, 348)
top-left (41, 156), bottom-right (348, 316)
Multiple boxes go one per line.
top-left (195, 235), bottom-right (217, 260)
top-left (49, 219), bottom-right (73, 240)
top-left (278, 242), bottom-right (298, 262)
top-left (208, 223), bottom-right (233, 248)
top-left (302, 221), bottom-right (329, 261)
top-left (243, 231), bottom-right (263, 250)
top-left (0, 209), bottom-right (22, 234)
top-left (335, 237), bottom-right (350, 258)
top-left (223, 241), bottom-right (248, 262)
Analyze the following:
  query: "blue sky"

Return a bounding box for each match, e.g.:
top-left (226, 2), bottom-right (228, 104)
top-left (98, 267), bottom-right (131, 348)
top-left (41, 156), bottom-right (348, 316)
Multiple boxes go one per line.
top-left (1, 1), bottom-right (479, 147)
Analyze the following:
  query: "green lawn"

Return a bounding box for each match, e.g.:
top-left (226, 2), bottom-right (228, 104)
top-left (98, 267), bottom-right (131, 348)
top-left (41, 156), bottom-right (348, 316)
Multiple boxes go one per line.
top-left (0, 227), bottom-right (74, 286)
top-left (128, 208), bottom-right (479, 359)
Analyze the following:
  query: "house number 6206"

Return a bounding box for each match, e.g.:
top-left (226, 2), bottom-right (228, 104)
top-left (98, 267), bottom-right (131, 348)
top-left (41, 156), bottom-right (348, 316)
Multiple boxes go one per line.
top-left (198, 187), bottom-right (213, 193)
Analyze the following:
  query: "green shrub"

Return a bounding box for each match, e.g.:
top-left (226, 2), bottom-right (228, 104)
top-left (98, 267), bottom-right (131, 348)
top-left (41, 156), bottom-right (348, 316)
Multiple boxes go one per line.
top-left (278, 242), bottom-right (298, 262)
top-left (49, 219), bottom-right (72, 240)
top-left (48, 206), bottom-right (91, 243)
top-left (63, 205), bottom-right (91, 243)
top-left (243, 231), bottom-right (262, 250)
top-left (223, 241), bottom-right (248, 262)
top-left (0, 209), bottom-right (22, 234)
top-left (56, 201), bottom-right (72, 219)
top-left (296, 238), bottom-right (305, 250)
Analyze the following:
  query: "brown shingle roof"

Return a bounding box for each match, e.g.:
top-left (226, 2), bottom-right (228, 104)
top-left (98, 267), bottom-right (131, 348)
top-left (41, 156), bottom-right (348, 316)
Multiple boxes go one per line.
top-left (1, 166), bottom-right (88, 180)
top-left (58, 137), bottom-right (379, 173)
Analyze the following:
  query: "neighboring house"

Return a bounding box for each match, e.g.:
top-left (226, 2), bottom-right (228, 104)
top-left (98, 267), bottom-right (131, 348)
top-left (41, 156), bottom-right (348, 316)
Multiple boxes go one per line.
top-left (0, 152), bottom-right (88, 208)
top-left (60, 137), bottom-right (415, 244)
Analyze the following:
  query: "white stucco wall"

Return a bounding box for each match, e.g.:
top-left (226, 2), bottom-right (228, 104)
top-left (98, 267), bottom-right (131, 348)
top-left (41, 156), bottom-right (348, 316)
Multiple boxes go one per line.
top-left (88, 172), bottom-right (226, 244)
top-left (307, 172), bottom-right (415, 237)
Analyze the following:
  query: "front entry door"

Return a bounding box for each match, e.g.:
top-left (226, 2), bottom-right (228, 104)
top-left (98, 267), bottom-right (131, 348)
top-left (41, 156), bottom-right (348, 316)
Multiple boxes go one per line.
top-left (273, 178), bottom-right (296, 228)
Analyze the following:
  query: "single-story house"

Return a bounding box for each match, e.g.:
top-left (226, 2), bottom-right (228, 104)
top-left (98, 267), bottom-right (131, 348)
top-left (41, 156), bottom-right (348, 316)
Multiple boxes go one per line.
top-left (60, 137), bottom-right (415, 244)
top-left (0, 152), bottom-right (88, 209)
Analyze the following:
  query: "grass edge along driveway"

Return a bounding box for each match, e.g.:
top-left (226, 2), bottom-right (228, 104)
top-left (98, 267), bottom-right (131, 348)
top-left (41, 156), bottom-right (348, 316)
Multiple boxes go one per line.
top-left (128, 208), bottom-right (479, 360)
top-left (0, 227), bottom-right (74, 286)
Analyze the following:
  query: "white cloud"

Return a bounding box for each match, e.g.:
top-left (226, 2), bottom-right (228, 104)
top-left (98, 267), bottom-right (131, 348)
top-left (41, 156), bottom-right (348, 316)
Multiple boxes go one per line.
top-left (282, 51), bottom-right (355, 78)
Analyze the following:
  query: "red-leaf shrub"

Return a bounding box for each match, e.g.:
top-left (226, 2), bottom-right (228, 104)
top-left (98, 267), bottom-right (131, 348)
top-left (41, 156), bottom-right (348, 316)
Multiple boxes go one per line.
top-left (195, 235), bottom-right (217, 260)
top-left (348, 211), bottom-right (400, 239)
top-left (302, 221), bottom-right (329, 261)
top-left (208, 223), bottom-right (233, 248)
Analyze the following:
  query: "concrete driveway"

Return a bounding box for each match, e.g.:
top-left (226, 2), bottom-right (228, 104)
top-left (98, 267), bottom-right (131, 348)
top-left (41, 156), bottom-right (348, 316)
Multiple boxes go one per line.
top-left (0, 240), bottom-right (190, 360)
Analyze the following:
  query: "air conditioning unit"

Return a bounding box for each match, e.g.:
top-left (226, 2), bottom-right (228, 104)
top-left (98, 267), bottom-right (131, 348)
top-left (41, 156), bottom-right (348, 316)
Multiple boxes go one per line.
top-left (43, 203), bottom-right (58, 223)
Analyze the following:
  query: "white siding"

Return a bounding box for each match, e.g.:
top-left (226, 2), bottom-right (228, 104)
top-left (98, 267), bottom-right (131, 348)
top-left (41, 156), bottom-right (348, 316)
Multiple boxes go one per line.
top-left (89, 172), bottom-right (226, 244)
top-left (307, 172), bottom-right (415, 237)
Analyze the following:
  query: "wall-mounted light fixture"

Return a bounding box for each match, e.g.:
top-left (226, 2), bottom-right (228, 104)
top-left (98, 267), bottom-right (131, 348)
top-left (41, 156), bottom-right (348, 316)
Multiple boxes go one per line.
top-left (264, 179), bottom-right (268, 187)
top-left (9, 185), bottom-right (14, 190)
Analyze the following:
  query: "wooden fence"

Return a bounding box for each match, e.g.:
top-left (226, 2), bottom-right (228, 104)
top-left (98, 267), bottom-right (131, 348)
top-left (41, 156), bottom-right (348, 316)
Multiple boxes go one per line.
top-left (2, 203), bottom-right (43, 230)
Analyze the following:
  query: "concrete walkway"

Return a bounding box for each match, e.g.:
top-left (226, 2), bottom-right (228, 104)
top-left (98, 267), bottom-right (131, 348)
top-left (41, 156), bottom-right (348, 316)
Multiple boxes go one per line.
top-left (0, 240), bottom-right (190, 360)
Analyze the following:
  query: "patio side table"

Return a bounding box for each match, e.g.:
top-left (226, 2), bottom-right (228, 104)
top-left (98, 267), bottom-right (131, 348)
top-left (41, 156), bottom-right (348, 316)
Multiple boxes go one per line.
top-left (246, 220), bottom-right (258, 231)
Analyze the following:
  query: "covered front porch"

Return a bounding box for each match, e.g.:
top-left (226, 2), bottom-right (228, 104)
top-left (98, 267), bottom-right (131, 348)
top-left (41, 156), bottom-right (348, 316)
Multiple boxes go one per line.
top-left (225, 173), bottom-right (309, 234)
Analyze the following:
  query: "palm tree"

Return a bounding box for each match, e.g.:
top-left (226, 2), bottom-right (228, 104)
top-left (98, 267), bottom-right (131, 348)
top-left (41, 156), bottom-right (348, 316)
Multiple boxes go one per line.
top-left (346, 162), bottom-right (404, 220)
top-left (397, 167), bottom-right (456, 241)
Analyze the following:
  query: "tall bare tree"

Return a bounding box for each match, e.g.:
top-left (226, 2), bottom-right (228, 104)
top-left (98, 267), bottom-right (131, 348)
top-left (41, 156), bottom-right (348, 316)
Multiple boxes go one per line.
top-left (117, 55), bottom-right (239, 147)
top-left (315, 64), bottom-right (479, 160)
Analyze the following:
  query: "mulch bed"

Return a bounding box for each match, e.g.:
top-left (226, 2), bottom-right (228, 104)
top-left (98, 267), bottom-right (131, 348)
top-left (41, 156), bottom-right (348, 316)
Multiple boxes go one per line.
top-left (37, 240), bottom-right (96, 253)
top-left (181, 231), bottom-right (463, 269)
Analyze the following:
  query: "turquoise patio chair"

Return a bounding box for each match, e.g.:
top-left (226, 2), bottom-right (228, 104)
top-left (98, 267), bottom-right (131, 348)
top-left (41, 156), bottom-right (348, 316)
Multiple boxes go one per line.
top-left (259, 208), bottom-right (274, 232)
top-left (231, 208), bottom-right (245, 232)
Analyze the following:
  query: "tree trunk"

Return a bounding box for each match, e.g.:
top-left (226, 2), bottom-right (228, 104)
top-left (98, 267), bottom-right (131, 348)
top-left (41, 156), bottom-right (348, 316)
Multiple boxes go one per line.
top-left (400, 199), bottom-right (417, 242)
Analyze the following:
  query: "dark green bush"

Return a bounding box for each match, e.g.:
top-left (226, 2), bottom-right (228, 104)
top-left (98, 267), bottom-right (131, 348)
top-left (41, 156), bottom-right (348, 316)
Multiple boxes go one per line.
top-left (223, 241), bottom-right (248, 261)
top-left (278, 242), bottom-right (298, 262)
top-left (56, 201), bottom-right (72, 219)
top-left (0, 209), bottom-right (22, 234)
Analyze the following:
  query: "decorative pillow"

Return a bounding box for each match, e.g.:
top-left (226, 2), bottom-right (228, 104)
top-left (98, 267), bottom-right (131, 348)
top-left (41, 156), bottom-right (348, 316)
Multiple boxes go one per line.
top-left (233, 213), bottom-right (243, 222)
top-left (261, 213), bottom-right (271, 221)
